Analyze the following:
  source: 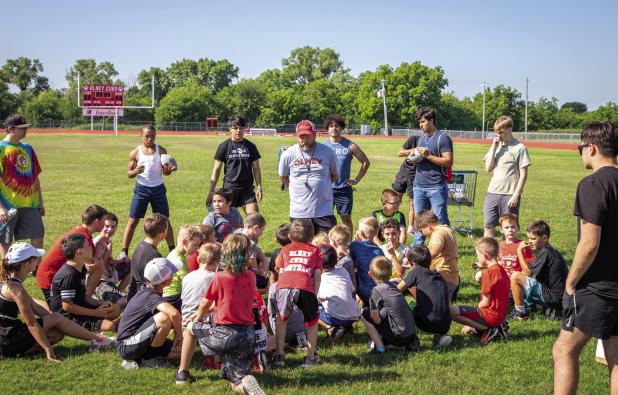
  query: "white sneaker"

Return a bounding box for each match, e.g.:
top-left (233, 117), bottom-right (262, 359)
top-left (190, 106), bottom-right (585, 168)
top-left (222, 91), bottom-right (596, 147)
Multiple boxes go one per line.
top-left (241, 375), bottom-right (266, 395)
top-left (407, 225), bottom-right (415, 234)
top-left (89, 336), bottom-right (116, 352)
top-left (117, 250), bottom-right (129, 261)
top-left (121, 359), bottom-right (139, 370)
top-left (433, 334), bottom-right (453, 347)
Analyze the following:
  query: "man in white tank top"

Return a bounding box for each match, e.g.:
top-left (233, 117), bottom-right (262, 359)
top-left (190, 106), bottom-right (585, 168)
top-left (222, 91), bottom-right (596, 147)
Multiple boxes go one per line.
top-left (120, 124), bottom-right (175, 259)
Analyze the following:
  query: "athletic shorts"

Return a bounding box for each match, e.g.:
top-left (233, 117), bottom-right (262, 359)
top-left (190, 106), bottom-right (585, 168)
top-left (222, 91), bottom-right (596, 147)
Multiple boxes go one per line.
top-left (458, 306), bottom-right (489, 327)
top-left (318, 305), bottom-right (357, 328)
top-left (275, 288), bottom-right (319, 327)
top-left (290, 215), bottom-right (337, 235)
top-left (392, 172), bottom-right (415, 198)
top-left (230, 187), bottom-right (257, 208)
top-left (190, 322), bottom-right (254, 385)
top-left (361, 307), bottom-right (415, 347)
top-left (333, 187), bottom-right (353, 216)
top-left (129, 183), bottom-right (169, 219)
top-left (95, 281), bottom-right (126, 304)
top-left (562, 288), bottom-right (618, 340)
top-left (483, 192), bottom-right (520, 228)
top-left (117, 317), bottom-right (172, 362)
top-left (68, 314), bottom-right (103, 332)
top-left (162, 294), bottom-right (182, 312)
top-left (412, 309), bottom-right (451, 336)
top-left (523, 276), bottom-right (547, 309)
top-left (0, 207), bottom-right (44, 245)
top-left (0, 317), bottom-right (42, 357)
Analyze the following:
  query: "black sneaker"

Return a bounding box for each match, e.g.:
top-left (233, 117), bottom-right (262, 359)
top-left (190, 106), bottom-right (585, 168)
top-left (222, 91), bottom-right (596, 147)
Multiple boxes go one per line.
top-left (175, 369), bottom-right (195, 385)
top-left (480, 327), bottom-right (500, 345)
top-left (507, 310), bottom-right (528, 321)
top-left (498, 321), bottom-right (510, 339)
top-left (405, 334), bottom-right (421, 353)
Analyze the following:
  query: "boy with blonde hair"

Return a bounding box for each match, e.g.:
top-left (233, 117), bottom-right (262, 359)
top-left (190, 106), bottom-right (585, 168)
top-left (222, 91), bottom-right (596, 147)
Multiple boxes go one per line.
top-left (181, 243), bottom-right (220, 325)
top-left (451, 237), bottom-right (509, 345)
top-left (372, 189), bottom-right (407, 245)
top-left (163, 225), bottom-right (203, 310)
top-left (349, 217), bottom-right (384, 306)
top-left (187, 224), bottom-right (216, 272)
top-left (362, 256), bottom-right (419, 353)
top-left (328, 224), bottom-right (356, 291)
top-left (483, 115), bottom-right (531, 237)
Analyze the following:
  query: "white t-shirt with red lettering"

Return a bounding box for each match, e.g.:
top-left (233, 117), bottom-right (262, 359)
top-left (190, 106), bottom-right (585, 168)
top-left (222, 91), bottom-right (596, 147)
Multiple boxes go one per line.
top-left (276, 242), bottom-right (322, 294)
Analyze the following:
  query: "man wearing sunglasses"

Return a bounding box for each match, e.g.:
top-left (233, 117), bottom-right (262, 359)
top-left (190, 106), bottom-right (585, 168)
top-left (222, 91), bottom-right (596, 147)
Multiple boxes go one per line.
top-left (0, 115), bottom-right (45, 258)
top-left (553, 121), bottom-right (618, 394)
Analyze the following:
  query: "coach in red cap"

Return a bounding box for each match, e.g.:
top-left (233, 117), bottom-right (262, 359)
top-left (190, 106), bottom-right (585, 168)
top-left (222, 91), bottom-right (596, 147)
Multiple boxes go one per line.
top-left (278, 120), bottom-right (339, 233)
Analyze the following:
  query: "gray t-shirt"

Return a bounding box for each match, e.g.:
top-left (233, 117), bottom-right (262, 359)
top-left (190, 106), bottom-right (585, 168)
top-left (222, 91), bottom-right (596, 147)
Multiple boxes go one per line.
top-left (278, 142), bottom-right (338, 218)
top-left (484, 139), bottom-right (531, 195)
top-left (336, 255), bottom-right (356, 292)
top-left (181, 269), bottom-right (214, 325)
top-left (203, 207), bottom-right (243, 242)
top-left (369, 282), bottom-right (415, 337)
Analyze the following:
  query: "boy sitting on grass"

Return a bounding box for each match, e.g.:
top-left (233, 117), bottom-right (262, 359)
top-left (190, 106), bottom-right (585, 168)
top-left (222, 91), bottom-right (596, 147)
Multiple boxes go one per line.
top-left (116, 257), bottom-right (182, 369)
top-left (380, 218), bottom-right (407, 282)
top-left (236, 213), bottom-right (269, 292)
top-left (328, 224), bottom-right (356, 292)
top-left (93, 213), bottom-right (130, 307)
top-left (397, 245), bottom-right (452, 347)
top-left (187, 225), bottom-right (216, 272)
top-left (450, 237), bottom-right (510, 345)
top-left (181, 243), bottom-right (220, 326)
top-left (349, 217), bottom-right (384, 307)
top-left (163, 225), bottom-right (203, 311)
top-left (203, 188), bottom-right (243, 243)
top-left (361, 256), bottom-right (419, 353)
top-left (509, 220), bottom-right (568, 320)
top-left (371, 188), bottom-right (407, 245)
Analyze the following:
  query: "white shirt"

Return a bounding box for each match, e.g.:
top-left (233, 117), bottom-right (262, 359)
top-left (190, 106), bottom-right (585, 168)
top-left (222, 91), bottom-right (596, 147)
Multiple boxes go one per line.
top-left (317, 267), bottom-right (360, 321)
top-left (137, 144), bottom-right (163, 187)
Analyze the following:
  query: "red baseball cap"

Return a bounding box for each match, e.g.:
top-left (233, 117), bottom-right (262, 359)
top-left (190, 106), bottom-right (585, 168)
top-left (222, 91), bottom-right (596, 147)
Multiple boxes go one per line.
top-left (295, 120), bottom-right (315, 136)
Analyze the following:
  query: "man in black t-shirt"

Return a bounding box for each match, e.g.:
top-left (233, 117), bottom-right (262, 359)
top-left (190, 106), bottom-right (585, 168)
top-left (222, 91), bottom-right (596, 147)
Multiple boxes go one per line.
top-left (392, 134), bottom-right (419, 234)
top-left (206, 116), bottom-right (262, 214)
top-left (552, 121), bottom-right (618, 395)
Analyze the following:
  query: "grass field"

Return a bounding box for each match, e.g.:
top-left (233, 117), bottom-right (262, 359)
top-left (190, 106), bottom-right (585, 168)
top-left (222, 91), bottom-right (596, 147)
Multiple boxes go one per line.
top-left (0, 133), bottom-right (607, 394)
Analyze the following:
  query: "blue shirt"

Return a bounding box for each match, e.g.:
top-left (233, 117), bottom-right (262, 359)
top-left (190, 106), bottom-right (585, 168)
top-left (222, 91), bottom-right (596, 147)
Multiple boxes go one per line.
top-left (323, 137), bottom-right (353, 190)
top-left (349, 240), bottom-right (384, 302)
top-left (414, 130), bottom-right (453, 186)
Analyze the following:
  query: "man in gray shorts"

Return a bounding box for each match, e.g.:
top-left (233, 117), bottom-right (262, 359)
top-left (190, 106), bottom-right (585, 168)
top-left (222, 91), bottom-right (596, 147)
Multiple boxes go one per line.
top-left (0, 115), bottom-right (45, 257)
top-left (483, 116), bottom-right (531, 237)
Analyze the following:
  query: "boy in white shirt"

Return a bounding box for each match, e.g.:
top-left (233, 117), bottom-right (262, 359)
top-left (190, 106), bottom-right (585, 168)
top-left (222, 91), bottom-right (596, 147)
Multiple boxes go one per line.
top-left (181, 243), bottom-right (220, 326)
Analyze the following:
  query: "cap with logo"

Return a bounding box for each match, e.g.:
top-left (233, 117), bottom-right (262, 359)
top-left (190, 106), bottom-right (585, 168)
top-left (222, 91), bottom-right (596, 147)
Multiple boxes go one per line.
top-left (295, 120), bottom-right (315, 136)
top-left (144, 257), bottom-right (179, 285)
top-left (6, 242), bottom-right (45, 266)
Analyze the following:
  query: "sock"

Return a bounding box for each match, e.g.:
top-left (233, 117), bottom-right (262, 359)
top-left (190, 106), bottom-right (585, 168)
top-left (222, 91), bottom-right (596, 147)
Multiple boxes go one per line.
top-left (515, 305), bottom-right (525, 314)
top-left (375, 346), bottom-right (385, 353)
top-left (122, 248), bottom-right (128, 254)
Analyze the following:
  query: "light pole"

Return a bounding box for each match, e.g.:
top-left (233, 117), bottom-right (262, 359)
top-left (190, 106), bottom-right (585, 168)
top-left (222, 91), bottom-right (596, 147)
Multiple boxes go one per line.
top-left (524, 77), bottom-right (529, 140)
top-left (481, 81), bottom-right (488, 139)
top-left (378, 79), bottom-right (389, 136)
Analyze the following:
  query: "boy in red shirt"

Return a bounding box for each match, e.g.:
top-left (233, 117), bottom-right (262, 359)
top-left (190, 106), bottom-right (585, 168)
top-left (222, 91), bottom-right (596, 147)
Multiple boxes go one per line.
top-left (175, 233), bottom-right (265, 395)
top-left (273, 219), bottom-right (322, 368)
top-left (451, 237), bottom-right (510, 345)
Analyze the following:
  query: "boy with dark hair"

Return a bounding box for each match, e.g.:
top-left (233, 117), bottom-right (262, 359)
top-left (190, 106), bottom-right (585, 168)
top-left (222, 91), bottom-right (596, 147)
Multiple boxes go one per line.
top-left (37, 204), bottom-right (108, 305)
top-left (117, 257), bottom-right (182, 370)
top-left (349, 217), bottom-right (384, 306)
top-left (50, 234), bottom-right (121, 334)
top-left (380, 218), bottom-right (406, 281)
top-left (362, 256), bottom-right (419, 353)
top-left (121, 124), bottom-right (175, 259)
top-left (510, 220), bottom-right (567, 320)
top-left (372, 189), bottom-right (407, 245)
top-left (273, 219), bottom-right (322, 368)
top-left (93, 212), bottom-right (130, 307)
top-left (268, 223), bottom-right (291, 283)
top-left (236, 213), bottom-right (269, 291)
top-left (451, 237), bottom-right (509, 345)
top-left (397, 246), bottom-right (452, 347)
top-left (207, 116), bottom-right (263, 214)
top-left (127, 213), bottom-right (169, 301)
top-left (203, 188), bottom-right (243, 243)
top-left (323, 114), bottom-right (370, 232)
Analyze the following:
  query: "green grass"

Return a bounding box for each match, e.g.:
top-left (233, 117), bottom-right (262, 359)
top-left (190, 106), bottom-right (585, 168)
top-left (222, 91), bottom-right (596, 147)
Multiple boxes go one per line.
top-left (0, 133), bottom-right (607, 394)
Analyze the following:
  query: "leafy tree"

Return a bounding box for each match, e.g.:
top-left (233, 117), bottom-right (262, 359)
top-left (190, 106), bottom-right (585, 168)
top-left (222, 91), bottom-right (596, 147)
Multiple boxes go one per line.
top-left (0, 77), bottom-right (18, 121)
top-left (439, 93), bottom-right (479, 130)
top-left (592, 102), bottom-right (618, 123)
top-left (561, 101), bottom-right (587, 114)
top-left (155, 82), bottom-right (217, 124)
top-left (215, 79), bottom-right (267, 124)
top-left (136, 67), bottom-right (170, 103)
top-left (281, 46), bottom-right (345, 84)
top-left (471, 85), bottom-right (524, 131)
top-left (22, 90), bottom-right (64, 121)
top-left (1, 57), bottom-right (49, 93)
top-left (166, 58), bottom-right (238, 92)
top-left (528, 97), bottom-right (560, 130)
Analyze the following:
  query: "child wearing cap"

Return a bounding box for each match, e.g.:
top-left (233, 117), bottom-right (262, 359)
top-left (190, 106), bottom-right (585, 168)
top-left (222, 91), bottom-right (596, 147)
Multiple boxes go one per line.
top-left (175, 233), bottom-right (265, 395)
top-left (116, 257), bottom-right (183, 370)
top-left (0, 242), bottom-right (115, 360)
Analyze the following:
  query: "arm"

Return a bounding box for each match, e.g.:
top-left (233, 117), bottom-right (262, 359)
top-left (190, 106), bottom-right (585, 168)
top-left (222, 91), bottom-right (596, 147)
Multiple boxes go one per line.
top-left (370, 308), bottom-right (382, 324)
top-left (484, 139), bottom-right (500, 173)
top-left (507, 166), bottom-right (529, 208)
top-left (279, 176), bottom-right (289, 187)
top-left (194, 296), bottom-right (215, 322)
top-left (418, 150), bottom-right (453, 168)
top-left (517, 242), bottom-right (534, 277)
top-left (399, 148), bottom-right (414, 157)
top-left (252, 160), bottom-right (263, 201)
top-left (399, 226), bottom-right (407, 245)
top-left (35, 178), bottom-right (45, 217)
top-left (158, 146), bottom-right (172, 176)
top-left (313, 269), bottom-right (322, 295)
top-left (345, 143), bottom-right (370, 186)
top-left (61, 300), bottom-right (109, 318)
top-left (127, 149), bottom-right (143, 178)
top-left (478, 294), bottom-right (491, 309)
top-left (565, 220), bottom-right (601, 294)
top-left (12, 286), bottom-right (58, 361)
top-left (206, 160), bottom-right (224, 206)
top-left (157, 302), bottom-right (183, 341)
top-left (396, 280), bottom-right (408, 293)
top-left (256, 248), bottom-right (269, 277)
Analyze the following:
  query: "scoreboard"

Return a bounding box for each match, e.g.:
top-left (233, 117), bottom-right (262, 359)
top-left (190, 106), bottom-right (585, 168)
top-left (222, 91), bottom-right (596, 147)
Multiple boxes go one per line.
top-left (82, 84), bottom-right (125, 107)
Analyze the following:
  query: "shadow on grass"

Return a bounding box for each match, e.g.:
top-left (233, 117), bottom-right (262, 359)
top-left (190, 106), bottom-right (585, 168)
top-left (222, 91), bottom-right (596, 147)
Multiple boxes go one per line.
top-left (258, 368), bottom-right (401, 388)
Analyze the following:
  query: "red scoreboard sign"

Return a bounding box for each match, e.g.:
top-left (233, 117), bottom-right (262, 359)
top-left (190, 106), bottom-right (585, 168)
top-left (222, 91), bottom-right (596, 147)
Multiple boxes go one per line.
top-left (82, 84), bottom-right (125, 107)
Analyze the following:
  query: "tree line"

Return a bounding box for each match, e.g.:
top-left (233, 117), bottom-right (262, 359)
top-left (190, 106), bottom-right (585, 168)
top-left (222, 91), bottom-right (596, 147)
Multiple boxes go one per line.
top-left (1, 47), bottom-right (616, 132)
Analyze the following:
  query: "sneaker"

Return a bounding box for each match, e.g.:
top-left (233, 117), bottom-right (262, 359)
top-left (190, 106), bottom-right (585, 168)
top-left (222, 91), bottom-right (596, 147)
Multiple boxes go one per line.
top-left (117, 250), bottom-right (129, 261)
top-left (433, 334), bottom-right (453, 348)
top-left (241, 375), bottom-right (266, 395)
top-left (89, 336), bottom-right (117, 352)
top-left (328, 326), bottom-right (346, 341)
top-left (295, 332), bottom-right (308, 352)
top-left (142, 357), bottom-right (173, 369)
top-left (507, 310), bottom-right (528, 321)
top-left (405, 334), bottom-right (421, 353)
top-left (342, 325), bottom-right (354, 336)
top-left (272, 353), bottom-right (285, 368)
top-left (480, 327), bottom-right (500, 345)
top-left (544, 308), bottom-right (559, 320)
top-left (300, 353), bottom-right (322, 369)
top-left (257, 351), bottom-right (269, 372)
top-left (175, 369), bottom-right (195, 385)
top-left (121, 359), bottom-right (139, 370)
top-left (366, 347), bottom-right (385, 355)
top-left (202, 356), bottom-right (221, 370)
top-left (498, 321), bottom-right (510, 339)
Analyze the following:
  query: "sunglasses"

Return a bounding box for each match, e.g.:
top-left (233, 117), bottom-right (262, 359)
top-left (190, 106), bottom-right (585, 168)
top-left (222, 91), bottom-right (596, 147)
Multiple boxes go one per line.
top-left (577, 143), bottom-right (590, 156)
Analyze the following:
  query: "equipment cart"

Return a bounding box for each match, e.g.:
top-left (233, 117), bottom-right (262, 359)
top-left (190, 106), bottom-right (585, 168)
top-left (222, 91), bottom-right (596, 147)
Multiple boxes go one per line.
top-left (447, 170), bottom-right (478, 237)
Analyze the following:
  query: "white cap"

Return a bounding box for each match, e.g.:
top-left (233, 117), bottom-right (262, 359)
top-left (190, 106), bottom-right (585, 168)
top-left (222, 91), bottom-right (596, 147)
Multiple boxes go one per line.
top-left (6, 242), bottom-right (45, 265)
top-left (143, 257), bottom-right (178, 285)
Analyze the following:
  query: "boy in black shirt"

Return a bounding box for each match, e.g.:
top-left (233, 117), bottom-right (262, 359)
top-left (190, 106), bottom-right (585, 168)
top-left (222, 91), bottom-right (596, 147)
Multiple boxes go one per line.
top-left (397, 245), bottom-right (452, 347)
top-left (206, 116), bottom-right (262, 214)
top-left (50, 234), bottom-right (121, 333)
top-left (510, 220), bottom-right (567, 320)
top-left (117, 257), bottom-right (182, 370)
top-left (392, 134), bottom-right (420, 234)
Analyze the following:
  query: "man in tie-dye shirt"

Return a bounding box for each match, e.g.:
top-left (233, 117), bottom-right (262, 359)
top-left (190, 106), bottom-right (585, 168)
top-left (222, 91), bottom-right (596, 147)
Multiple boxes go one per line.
top-left (0, 115), bottom-right (44, 257)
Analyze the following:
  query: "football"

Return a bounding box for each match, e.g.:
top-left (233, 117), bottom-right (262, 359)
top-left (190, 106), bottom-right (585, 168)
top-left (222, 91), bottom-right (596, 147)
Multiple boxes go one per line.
top-left (160, 154), bottom-right (177, 171)
top-left (406, 148), bottom-right (424, 164)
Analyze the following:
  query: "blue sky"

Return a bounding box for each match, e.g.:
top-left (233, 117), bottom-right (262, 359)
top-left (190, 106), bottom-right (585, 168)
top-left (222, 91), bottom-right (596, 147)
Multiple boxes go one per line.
top-left (2, 0), bottom-right (616, 109)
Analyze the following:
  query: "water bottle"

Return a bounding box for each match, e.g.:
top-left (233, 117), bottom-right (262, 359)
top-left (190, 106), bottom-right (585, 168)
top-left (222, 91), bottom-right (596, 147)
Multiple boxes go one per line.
top-left (0, 208), bottom-right (17, 233)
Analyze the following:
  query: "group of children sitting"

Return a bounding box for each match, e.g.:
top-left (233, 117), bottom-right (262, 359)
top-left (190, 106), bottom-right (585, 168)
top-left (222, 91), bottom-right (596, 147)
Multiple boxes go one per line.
top-left (0, 186), bottom-right (570, 394)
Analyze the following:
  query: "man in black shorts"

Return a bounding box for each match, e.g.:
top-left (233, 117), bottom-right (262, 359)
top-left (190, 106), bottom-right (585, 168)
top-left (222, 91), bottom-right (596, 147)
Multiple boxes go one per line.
top-left (392, 134), bottom-right (420, 234)
top-left (206, 116), bottom-right (262, 214)
top-left (552, 121), bottom-right (618, 394)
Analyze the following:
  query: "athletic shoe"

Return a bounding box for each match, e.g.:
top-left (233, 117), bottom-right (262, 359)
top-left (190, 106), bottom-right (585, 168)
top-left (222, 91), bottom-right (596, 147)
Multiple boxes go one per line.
top-left (366, 347), bottom-right (385, 355)
top-left (433, 334), bottom-right (453, 348)
top-left (295, 332), bottom-right (308, 352)
top-left (272, 353), bottom-right (285, 367)
top-left (328, 326), bottom-right (346, 341)
top-left (405, 334), bottom-right (421, 353)
top-left (241, 375), bottom-right (266, 395)
top-left (202, 356), bottom-right (221, 370)
top-left (300, 353), bottom-right (322, 369)
top-left (252, 351), bottom-right (269, 373)
top-left (498, 321), bottom-right (510, 339)
top-left (142, 357), bottom-right (173, 369)
top-left (89, 336), bottom-right (117, 352)
top-left (117, 250), bottom-right (129, 261)
top-left (342, 325), bottom-right (354, 336)
top-left (480, 327), bottom-right (500, 345)
top-left (175, 369), bottom-right (195, 385)
top-left (544, 308), bottom-right (559, 320)
top-left (121, 359), bottom-right (139, 370)
top-left (507, 310), bottom-right (528, 321)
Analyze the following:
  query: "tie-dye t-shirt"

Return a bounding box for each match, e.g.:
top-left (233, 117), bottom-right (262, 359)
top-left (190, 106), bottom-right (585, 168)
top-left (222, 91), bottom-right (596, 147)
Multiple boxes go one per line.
top-left (0, 141), bottom-right (42, 209)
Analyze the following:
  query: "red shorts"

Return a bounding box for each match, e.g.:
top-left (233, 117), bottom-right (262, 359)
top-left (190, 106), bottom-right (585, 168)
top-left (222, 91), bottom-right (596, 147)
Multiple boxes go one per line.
top-left (458, 306), bottom-right (489, 327)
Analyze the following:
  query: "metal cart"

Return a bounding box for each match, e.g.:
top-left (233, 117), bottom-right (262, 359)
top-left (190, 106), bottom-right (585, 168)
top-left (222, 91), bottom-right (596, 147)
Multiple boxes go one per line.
top-left (447, 170), bottom-right (478, 237)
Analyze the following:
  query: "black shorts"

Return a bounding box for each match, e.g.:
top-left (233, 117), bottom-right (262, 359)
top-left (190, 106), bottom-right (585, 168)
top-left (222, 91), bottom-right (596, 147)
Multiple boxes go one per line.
top-left (290, 215), bottom-right (337, 235)
top-left (412, 309), bottom-right (451, 336)
top-left (163, 294), bottom-right (182, 312)
top-left (333, 187), bottom-right (353, 216)
top-left (0, 317), bottom-right (42, 357)
top-left (276, 288), bottom-right (319, 326)
top-left (68, 314), bottom-right (103, 332)
top-left (230, 187), bottom-right (257, 208)
top-left (562, 287), bottom-right (618, 339)
top-left (362, 308), bottom-right (415, 347)
top-left (392, 171), bottom-right (415, 198)
top-left (117, 317), bottom-right (173, 361)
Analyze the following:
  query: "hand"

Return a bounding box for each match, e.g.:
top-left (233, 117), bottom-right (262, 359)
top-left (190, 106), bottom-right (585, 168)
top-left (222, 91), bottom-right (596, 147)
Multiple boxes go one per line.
top-left (135, 164), bottom-right (145, 175)
top-left (565, 283), bottom-right (576, 296)
top-left (162, 164), bottom-right (173, 176)
top-left (344, 179), bottom-right (358, 186)
top-left (95, 304), bottom-right (113, 318)
top-left (45, 348), bottom-right (61, 363)
top-left (0, 206), bottom-right (8, 224)
top-left (517, 240), bottom-right (531, 252)
top-left (507, 194), bottom-right (519, 208)
top-left (492, 137), bottom-right (501, 148)
top-left (189, 312), bottom-right (199, 322)
top-left (386, 241), bottom-right (395, 255)
top-left (172, 337), bottom-right (183, 351)
top-left (353, 231), bottom-right (362, 241)
top-left (471, 262), bottom-right (481, 270)
top-left (205, 191), bottom-right (214, 207)
top-left (256, 187), bottom-right (263, 203)
top-left (416, 146), bottom-right (429, 158)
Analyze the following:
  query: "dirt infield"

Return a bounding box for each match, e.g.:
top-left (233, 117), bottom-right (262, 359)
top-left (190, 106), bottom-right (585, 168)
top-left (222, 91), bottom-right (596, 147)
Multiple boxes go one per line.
top-left (27, 129), bottom-right (578, 152)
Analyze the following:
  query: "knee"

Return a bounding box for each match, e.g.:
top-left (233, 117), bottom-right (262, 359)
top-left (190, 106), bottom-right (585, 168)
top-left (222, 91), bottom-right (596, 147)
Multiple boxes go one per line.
top-left (552, 337), bottom-right (576, 361)
top-left (154, 313), bottom-right (172, 332)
